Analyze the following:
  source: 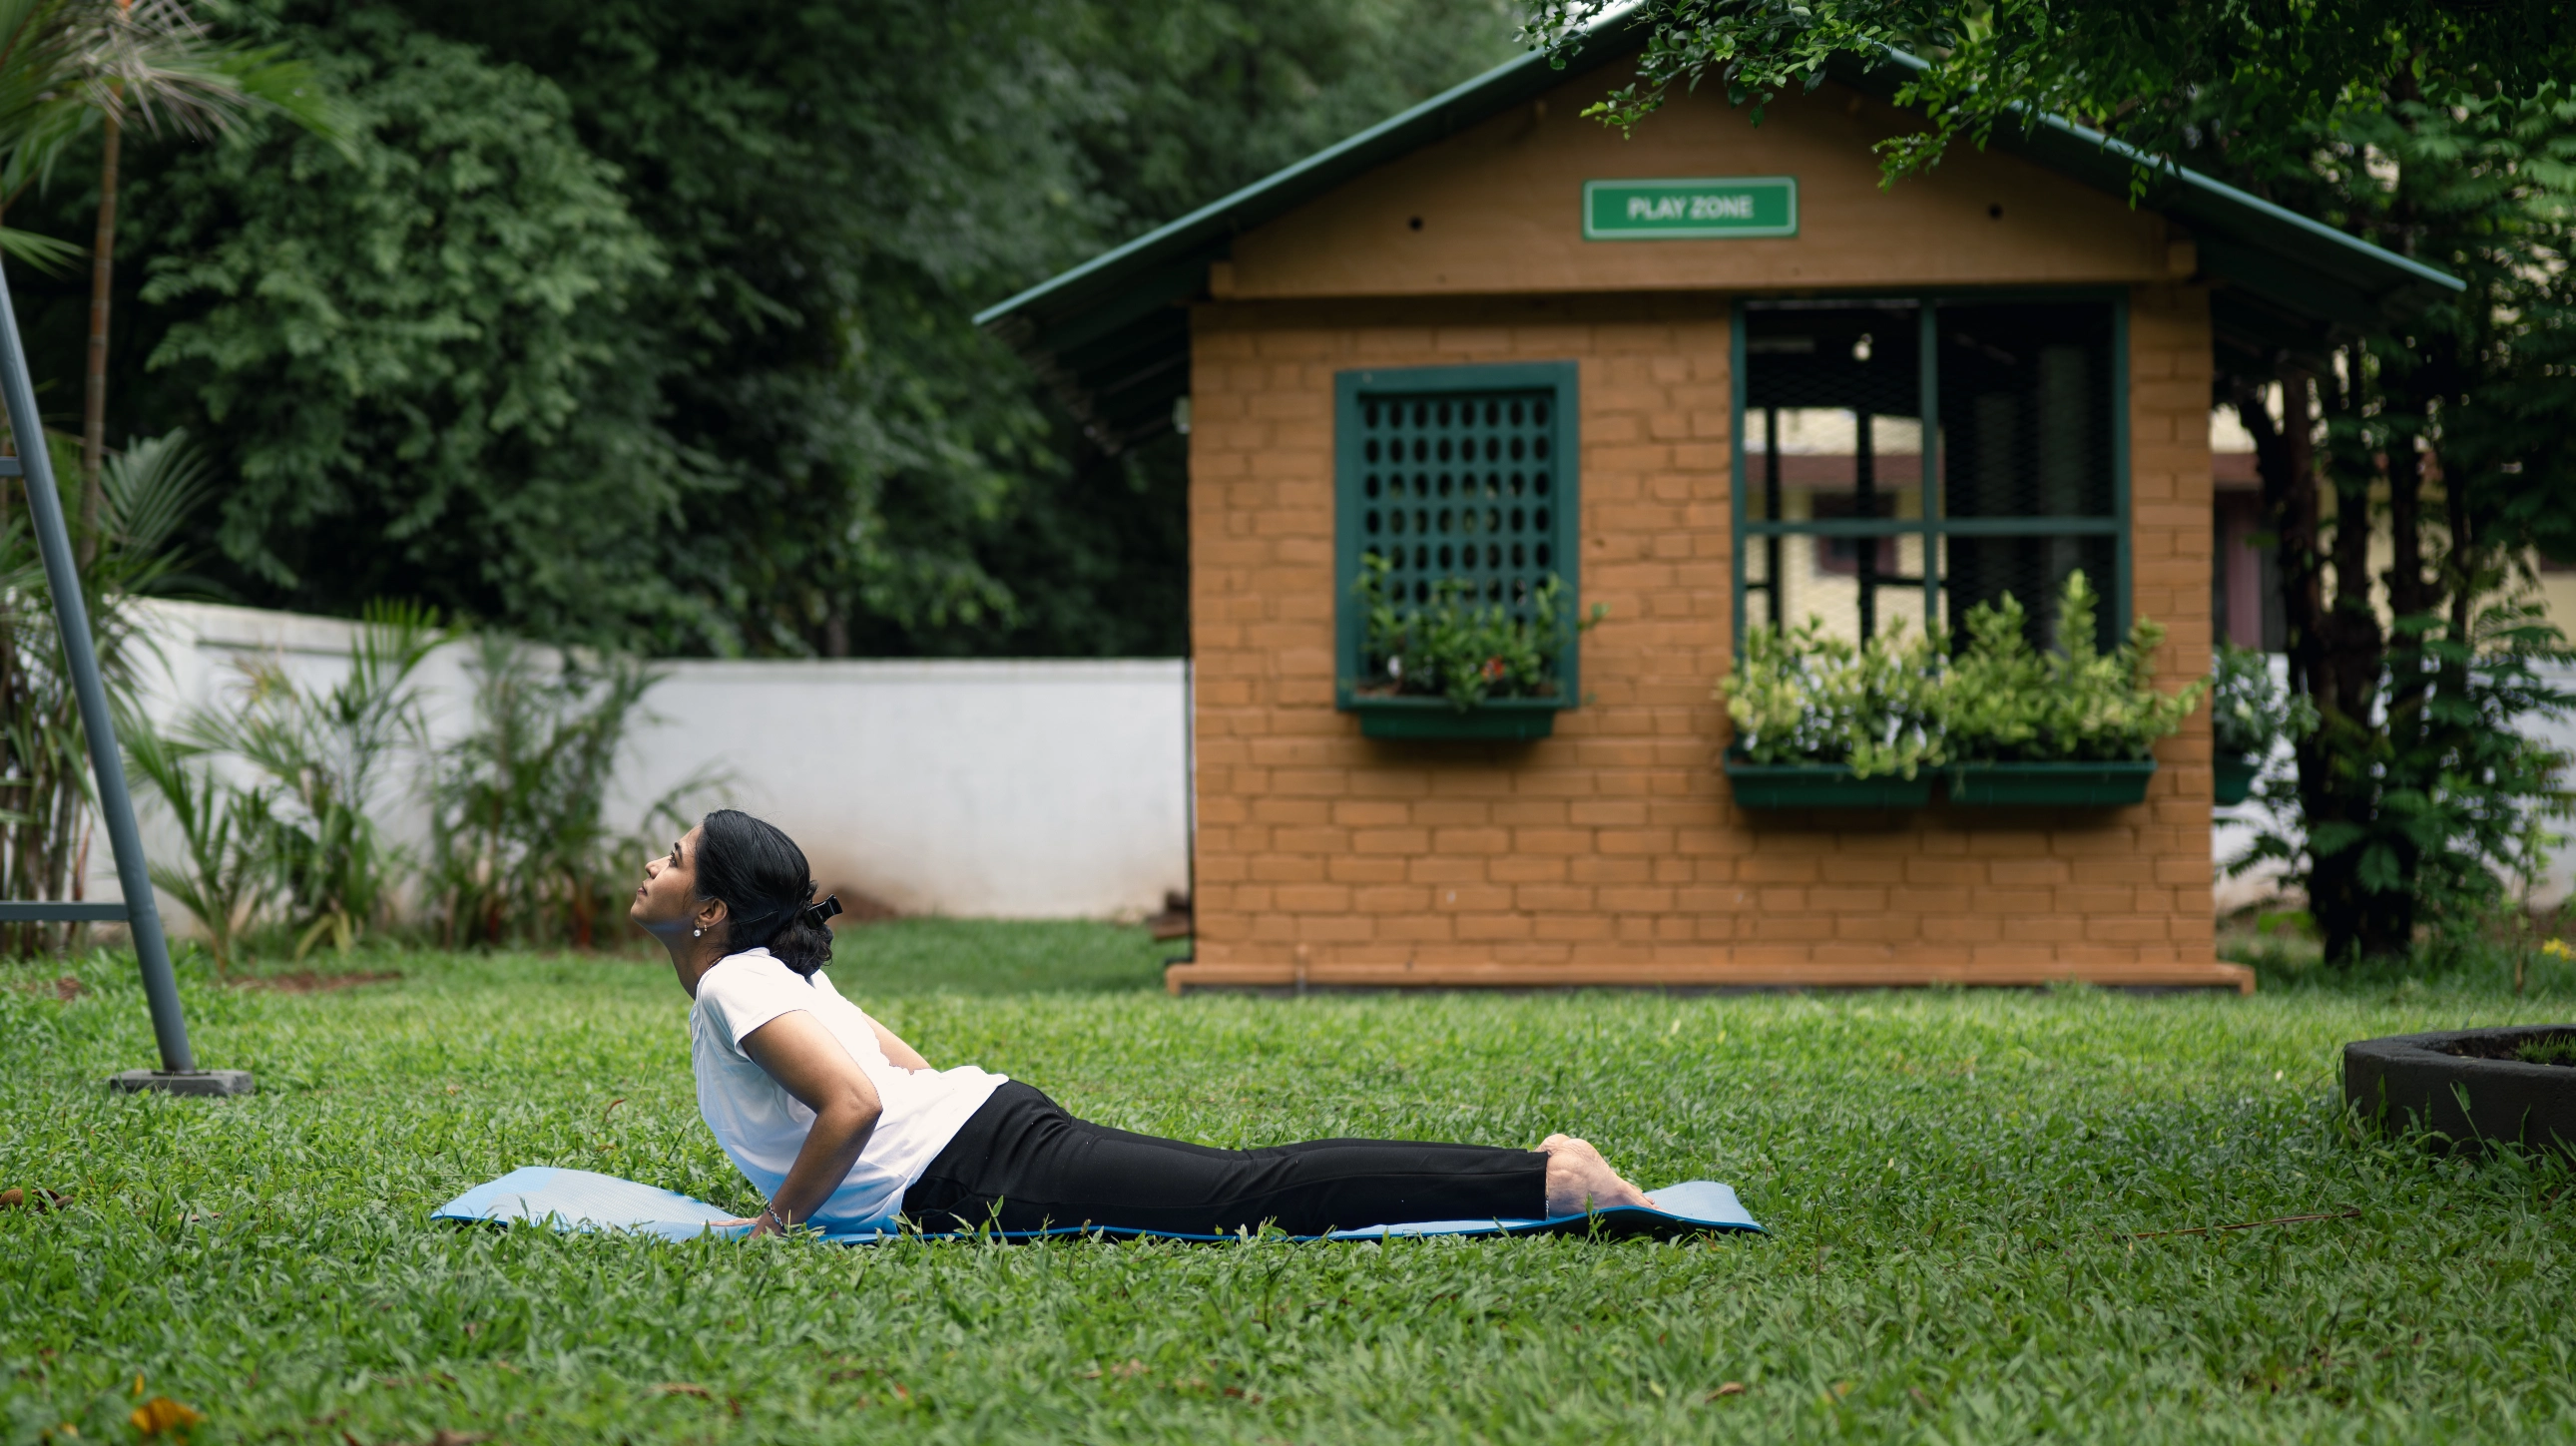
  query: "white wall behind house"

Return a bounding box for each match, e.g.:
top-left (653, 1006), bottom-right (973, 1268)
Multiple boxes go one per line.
top-left (2206, 656), bottom-right (2576, 913)
top-left (621, 658), bottom-right (1191, 919)
top-left (91, 601), bottom-right (1191, 927)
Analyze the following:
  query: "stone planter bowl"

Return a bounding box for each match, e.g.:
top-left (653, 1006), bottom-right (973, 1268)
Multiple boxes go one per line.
top-left (2343, 1025), bottom-right (2576, 1156)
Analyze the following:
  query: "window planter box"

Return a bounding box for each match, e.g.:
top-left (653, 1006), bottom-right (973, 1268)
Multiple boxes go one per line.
top-left (2213, 754), bottom-right (2259, 806)
top-left (1347, 694), bottom-right (1566, 740)
top-left (1723, 755), bottom-right (1935, 808)
top-left (1944, 759), bottom-right (2156, 806)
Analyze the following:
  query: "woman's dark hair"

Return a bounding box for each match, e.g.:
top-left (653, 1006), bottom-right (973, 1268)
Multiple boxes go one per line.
top-left (695, 809), bottom-right (832, 977)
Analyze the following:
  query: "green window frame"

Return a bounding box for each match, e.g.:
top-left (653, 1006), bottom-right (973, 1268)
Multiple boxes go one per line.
top-left (1729, 292), bottom-right (2131, 653)
top-left (1334, 362), bottom-right (1584, 735)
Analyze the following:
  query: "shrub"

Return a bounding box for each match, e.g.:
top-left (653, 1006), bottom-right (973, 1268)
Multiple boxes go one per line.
top-left (177, 602), bottom-right (447, 956)
top-left (1718, 617), bottom-right (1943, 778)
top-left (426, 637), bottom-right (716, 950)
top-left (1350, 553), bottom-right (1603, 711)
top-left (2211, 643), bottom-right (2314, 758)
top-left (1717, 571), bottom-right (2205, 774)
top-left (1936, 572), bottom-right (2206, 762)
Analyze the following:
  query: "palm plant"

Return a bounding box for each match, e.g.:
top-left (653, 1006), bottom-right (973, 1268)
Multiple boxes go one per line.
top-left (123, 722), bottom-right (267, 973)
top-left (0, 0), bottom-right (345, 560)
top-left (428, 638), bottom-right (716, 950)
top-left (0, 426), bottom-right (202, 955)
top-left (180, 601), bottom-right (445, 956)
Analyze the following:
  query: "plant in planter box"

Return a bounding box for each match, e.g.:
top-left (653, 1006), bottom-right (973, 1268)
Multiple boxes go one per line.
top-left (1720, 618), bottom-right (1945, 778)
top-left (2210, 644), bottom-right (2314, 803)
top-left (1716, 618), bottom-right (1947, 806)
top-left (1936, 571), bottom-right (2207, 804)
top-left (1350, 553), bottom-right (1603, 712)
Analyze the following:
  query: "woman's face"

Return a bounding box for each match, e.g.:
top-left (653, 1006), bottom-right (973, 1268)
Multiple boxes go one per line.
top-left (632, 823), bottom-right (715, 939)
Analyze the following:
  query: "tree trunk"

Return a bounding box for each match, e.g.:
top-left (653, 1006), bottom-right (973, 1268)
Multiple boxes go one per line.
top-left (2300, 349), bottom-right (2407, 959)
top-left (2242, 366), bottom-right (2375, 960)
top-left (77, 110), bottom-right (120, 569)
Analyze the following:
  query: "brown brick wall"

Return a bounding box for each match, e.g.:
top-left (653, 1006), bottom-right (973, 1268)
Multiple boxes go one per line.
top-left (1178, 285), bottom-right (2227, 989)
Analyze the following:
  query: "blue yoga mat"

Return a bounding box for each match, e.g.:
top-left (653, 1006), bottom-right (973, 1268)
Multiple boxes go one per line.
top-left (433, 1166), bottom-right (1763, 1242)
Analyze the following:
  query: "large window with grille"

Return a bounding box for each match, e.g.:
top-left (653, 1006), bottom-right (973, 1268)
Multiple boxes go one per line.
top-left (1734, 296), bottom-right (2125, 651)
top-left (1333, 361), bottom-right (1583, 712)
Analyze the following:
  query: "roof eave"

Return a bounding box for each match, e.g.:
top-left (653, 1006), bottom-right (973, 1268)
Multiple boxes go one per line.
top-left (990, 33), bottom-right (2466, 449)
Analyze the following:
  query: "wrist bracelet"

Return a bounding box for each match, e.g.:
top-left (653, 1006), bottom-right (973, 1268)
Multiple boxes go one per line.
top-left (761, 1204), bottom-right (788, 1232)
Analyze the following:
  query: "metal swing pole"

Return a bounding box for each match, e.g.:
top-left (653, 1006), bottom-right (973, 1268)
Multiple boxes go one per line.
top-left (0, 257), bottom-right (248, 1096)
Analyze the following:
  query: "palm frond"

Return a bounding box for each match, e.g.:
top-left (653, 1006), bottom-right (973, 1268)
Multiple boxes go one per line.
top-left (99, 427), bottom-right (212, 559)
top-left (0, 0), bottom-right (356, 197)
top-left (0, 222), bottom-right (80, 272)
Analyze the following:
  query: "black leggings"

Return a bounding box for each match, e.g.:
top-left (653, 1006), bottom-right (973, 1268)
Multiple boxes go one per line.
top-left (899, 1082), bottom-right (1548, 1236)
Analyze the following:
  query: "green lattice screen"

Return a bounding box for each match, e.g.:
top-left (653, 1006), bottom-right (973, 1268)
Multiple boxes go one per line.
top-left (1332, 361), bottom-right (1583, 709)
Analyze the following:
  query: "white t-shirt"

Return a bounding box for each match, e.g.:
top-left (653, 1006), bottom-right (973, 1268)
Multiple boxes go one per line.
top-left (688, 949), bottom-right (1006, 1228)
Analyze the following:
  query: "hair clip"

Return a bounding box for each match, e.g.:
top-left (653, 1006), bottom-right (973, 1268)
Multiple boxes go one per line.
top-left (802, 894), bottom-right (843, 928)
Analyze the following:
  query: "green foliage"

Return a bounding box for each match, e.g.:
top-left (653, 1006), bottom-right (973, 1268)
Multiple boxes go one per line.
top-left (175, 600), bottom-right (446, 955)
top-left (137, 616), bottom-right (714, 960)
top-left (4, 938), bottom-right (2575, 1441)
top-left (134, 5), bottom-right (676, 644)
top-left (2190, 78), bottom-right (2576, 961)
top-left (1719, 572), bottom-right (2202, 775)
top-left (1936, 572), bottom-right (2205, 763)
top-left (1351, 552), bottom-right (1601, 710)
top-left (425, 638), bottom-right (714, 951)
top-left (1521, 0), bottom-right (2574, 192)
top-left (19, 0), bottom-right (1519, 658)
top-left (2231, 598), bottom-right (2576, 939)
top-left (0, 428), bottom-right (202, 957)
top-left (2210, 643), bottom-right (2314, 760)
top-left (0, 0), bottom-right (351, 237)
top-left (122, 723), bottom-right (270, 973)
top-left (1717, 615), bottom-right (1940, 778)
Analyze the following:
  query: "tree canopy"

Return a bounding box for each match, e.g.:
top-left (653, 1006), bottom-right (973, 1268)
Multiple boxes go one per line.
top-left (8, 0), bottom-right (1519, 655)
top-left (1525, 0), bottom-right (2576, 185)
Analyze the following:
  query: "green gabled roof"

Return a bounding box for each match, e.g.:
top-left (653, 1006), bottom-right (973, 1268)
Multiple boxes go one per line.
top-left (979, 20), bottom-right (2463, 452)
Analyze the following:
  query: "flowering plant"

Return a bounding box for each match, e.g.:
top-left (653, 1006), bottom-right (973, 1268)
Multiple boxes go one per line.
top-left (1350, 553), bottom-right (1604, 711)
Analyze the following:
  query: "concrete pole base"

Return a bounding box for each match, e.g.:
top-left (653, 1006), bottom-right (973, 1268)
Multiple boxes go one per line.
top-left (109, 1069), bottom-right (256, 1097)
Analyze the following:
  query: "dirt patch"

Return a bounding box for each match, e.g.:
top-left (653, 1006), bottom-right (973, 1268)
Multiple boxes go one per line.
top-left (237, 970), bottom-right (404, 994)
top-left (11, 975), bottom-right (84, 1000)
top-left (826, 889), bottom-right (900, 925)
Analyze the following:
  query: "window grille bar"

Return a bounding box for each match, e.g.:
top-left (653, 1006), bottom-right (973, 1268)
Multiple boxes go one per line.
top-left (1743, 517), bottom-right (2121, 539)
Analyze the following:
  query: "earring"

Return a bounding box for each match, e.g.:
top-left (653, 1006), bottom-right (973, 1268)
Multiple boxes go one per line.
top-left (693, 927), bottom-right (704, 938)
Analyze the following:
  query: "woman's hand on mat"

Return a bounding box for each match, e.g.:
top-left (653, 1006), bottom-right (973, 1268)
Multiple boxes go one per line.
top-left (1540, 1135), bottom-right (1653, 1215)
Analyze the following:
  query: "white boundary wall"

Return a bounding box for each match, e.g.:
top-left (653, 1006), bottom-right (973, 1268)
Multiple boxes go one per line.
top-left (91, 601), bottom-right (1191, 924)
top-left (621, 659), bottom-right (1190, 919)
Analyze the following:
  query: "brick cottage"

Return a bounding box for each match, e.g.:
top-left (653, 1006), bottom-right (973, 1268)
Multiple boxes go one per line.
top-left (982, 21), bottom-right (2457, 994)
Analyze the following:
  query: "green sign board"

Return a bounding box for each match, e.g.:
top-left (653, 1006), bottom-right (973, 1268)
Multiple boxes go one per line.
top-left (1583, 177), bottom-right (1798, 240)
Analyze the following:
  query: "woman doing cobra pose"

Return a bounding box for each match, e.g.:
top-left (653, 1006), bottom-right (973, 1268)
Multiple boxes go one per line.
top-left (632, 809), bottom-right (1652, 1237)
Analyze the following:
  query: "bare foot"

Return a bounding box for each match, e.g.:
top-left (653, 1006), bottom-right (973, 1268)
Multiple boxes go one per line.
top-left (1540, 1133), bottom-right (1653, 1215)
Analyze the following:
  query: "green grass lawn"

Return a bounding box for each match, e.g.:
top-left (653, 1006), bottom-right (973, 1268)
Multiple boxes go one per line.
top-left (6, 922), bottom-right (2575, 1444)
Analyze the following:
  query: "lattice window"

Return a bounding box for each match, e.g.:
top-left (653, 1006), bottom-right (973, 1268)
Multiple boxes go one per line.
top-left (1333, 361), bottom-right (1583, 710)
